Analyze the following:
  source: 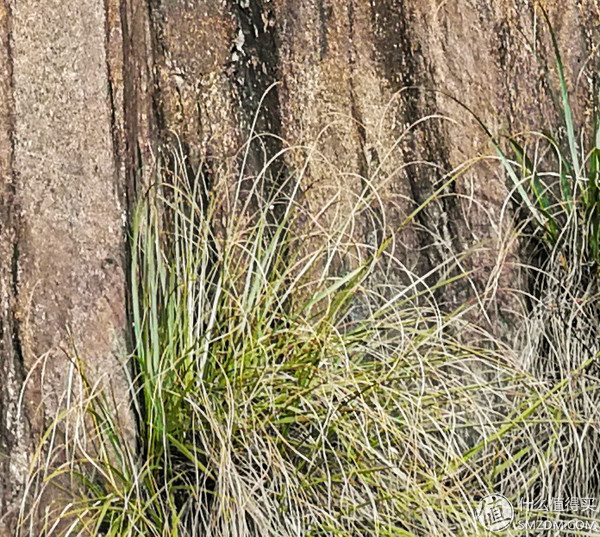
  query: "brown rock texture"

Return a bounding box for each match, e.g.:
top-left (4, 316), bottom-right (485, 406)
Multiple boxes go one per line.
top-left (1, 0), bottom-right (599, 533)
top-left (0, 0), bottom-right (131, 532)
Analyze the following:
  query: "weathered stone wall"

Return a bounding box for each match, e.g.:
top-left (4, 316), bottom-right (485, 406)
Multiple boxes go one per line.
top-left (0, 0), bottom-right (131, 532)
top-left (140, 0), bottom-right (599, 323)
top-left (1, 0), bottom-right (599, 533)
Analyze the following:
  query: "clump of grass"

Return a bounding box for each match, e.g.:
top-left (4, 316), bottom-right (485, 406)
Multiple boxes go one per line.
top-left (491, 8), bottom-right (600, 270)
top-left (121, 147), bottom-right (509, 536)
top-left (17, 131), bottom-right (559, 537)
top-left (487, 5), bottom-right (600, 519)
top-left (19, 47), bottom-right (600, 532)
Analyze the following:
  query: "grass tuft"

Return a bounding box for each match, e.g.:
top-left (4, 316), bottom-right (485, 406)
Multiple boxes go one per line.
top-left (17, 24), bottom-right (600, 531)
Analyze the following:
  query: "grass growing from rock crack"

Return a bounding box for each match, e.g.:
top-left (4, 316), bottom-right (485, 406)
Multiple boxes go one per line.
top-left (18, 62), bottom-right (600, 534)
top-left (490, 8), bottom-right (600, 515)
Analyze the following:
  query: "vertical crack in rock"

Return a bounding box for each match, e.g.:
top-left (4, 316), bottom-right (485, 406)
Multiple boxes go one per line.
top-left (119, 0), bottom-right (158, 450)
top-left (145, 0), bottom-right (169, 138)
top-left (318, 0), bottom-right (332, 61)
top-left (103, 0), bottom-right (127, 213)
top-left (0, 0), bottom-right (30, 533)
top-left (348, 0), bottom-right (384, 249)
top-left (369, 0), bottom-right (465, 307)
top-left (0, 0), bottom-right (31, 536)
top-left (121, 0), bottom-right (156, 212)
top-left (229, 0), bottom-right (287, 206)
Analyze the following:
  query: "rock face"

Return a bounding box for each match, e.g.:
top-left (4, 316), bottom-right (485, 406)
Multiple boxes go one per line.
top-left (0, 0), bottom-right (598, 533)
top-left (0, 0), bottom-right (130, 532)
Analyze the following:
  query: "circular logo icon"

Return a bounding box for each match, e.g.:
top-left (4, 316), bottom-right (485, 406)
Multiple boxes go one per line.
top-left (476, 494), bottom-right (514, 532)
